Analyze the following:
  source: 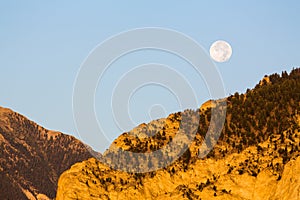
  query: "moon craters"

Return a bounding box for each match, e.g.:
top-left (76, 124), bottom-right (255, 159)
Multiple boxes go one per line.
top-left (210, 40), bottom-right (232, 63)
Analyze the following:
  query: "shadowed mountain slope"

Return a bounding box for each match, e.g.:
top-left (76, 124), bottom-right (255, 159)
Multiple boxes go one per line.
top-left (0, 107), bottom-right (93, 199)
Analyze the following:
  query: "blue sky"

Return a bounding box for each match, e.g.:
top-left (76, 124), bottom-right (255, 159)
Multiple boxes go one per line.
top-left (1, 1), bottom-right (299, 152)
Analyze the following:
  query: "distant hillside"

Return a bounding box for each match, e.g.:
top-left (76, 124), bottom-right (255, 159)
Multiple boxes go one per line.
top-left (0, 107), bottom-right (93, 199)
top-left (56, 68), bottom-right (300, 200)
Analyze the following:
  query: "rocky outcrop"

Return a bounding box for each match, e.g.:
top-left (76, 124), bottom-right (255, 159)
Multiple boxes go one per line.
top-left (56, 147), bottom-right (300, 200)
top-left (56, 68), bottom-right (300, 200)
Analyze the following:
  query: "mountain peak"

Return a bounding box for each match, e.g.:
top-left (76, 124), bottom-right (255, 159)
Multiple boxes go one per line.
top-left (56, 68), bottom-right (300, 199)
top-left (0, 106), bottom-right (93, 199)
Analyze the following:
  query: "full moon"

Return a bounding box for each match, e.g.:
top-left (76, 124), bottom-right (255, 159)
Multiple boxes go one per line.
top-left (209, 40), bottom-right (232, 63)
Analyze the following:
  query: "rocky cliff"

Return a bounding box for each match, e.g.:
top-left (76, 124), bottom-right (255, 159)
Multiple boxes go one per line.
top-left (56, 146), bottom-right (300, 200)
top-left (56, 68), bottom-right (300, 200)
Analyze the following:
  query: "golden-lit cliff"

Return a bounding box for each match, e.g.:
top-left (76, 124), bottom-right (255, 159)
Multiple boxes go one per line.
top-left (56, 144), bottom-right (300, 200)
top-left (56, 68), bottom-right (300, 200)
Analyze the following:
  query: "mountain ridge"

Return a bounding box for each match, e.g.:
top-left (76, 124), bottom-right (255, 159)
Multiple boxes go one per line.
top-left (1, 68), bottom-right (299, 199)
top-left (0, 106), bottom-right (94, 199)
top-left (56, 68), bottom-right (300, 199)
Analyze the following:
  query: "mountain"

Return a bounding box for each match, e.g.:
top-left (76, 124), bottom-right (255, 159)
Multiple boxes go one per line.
top-left (0, 107), bottom-right (93, 199)
top-left (56, 68), bottom-right (300, 200)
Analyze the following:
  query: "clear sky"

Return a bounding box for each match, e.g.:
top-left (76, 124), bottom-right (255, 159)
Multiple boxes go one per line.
top-left (1, 1), bottom-right (299, 152)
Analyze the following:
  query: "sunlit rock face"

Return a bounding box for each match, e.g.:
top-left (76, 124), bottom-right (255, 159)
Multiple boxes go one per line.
top-left (56, 153), bottom-right (300, 200)
top-left (57, 69), bottom-right (300, 200)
